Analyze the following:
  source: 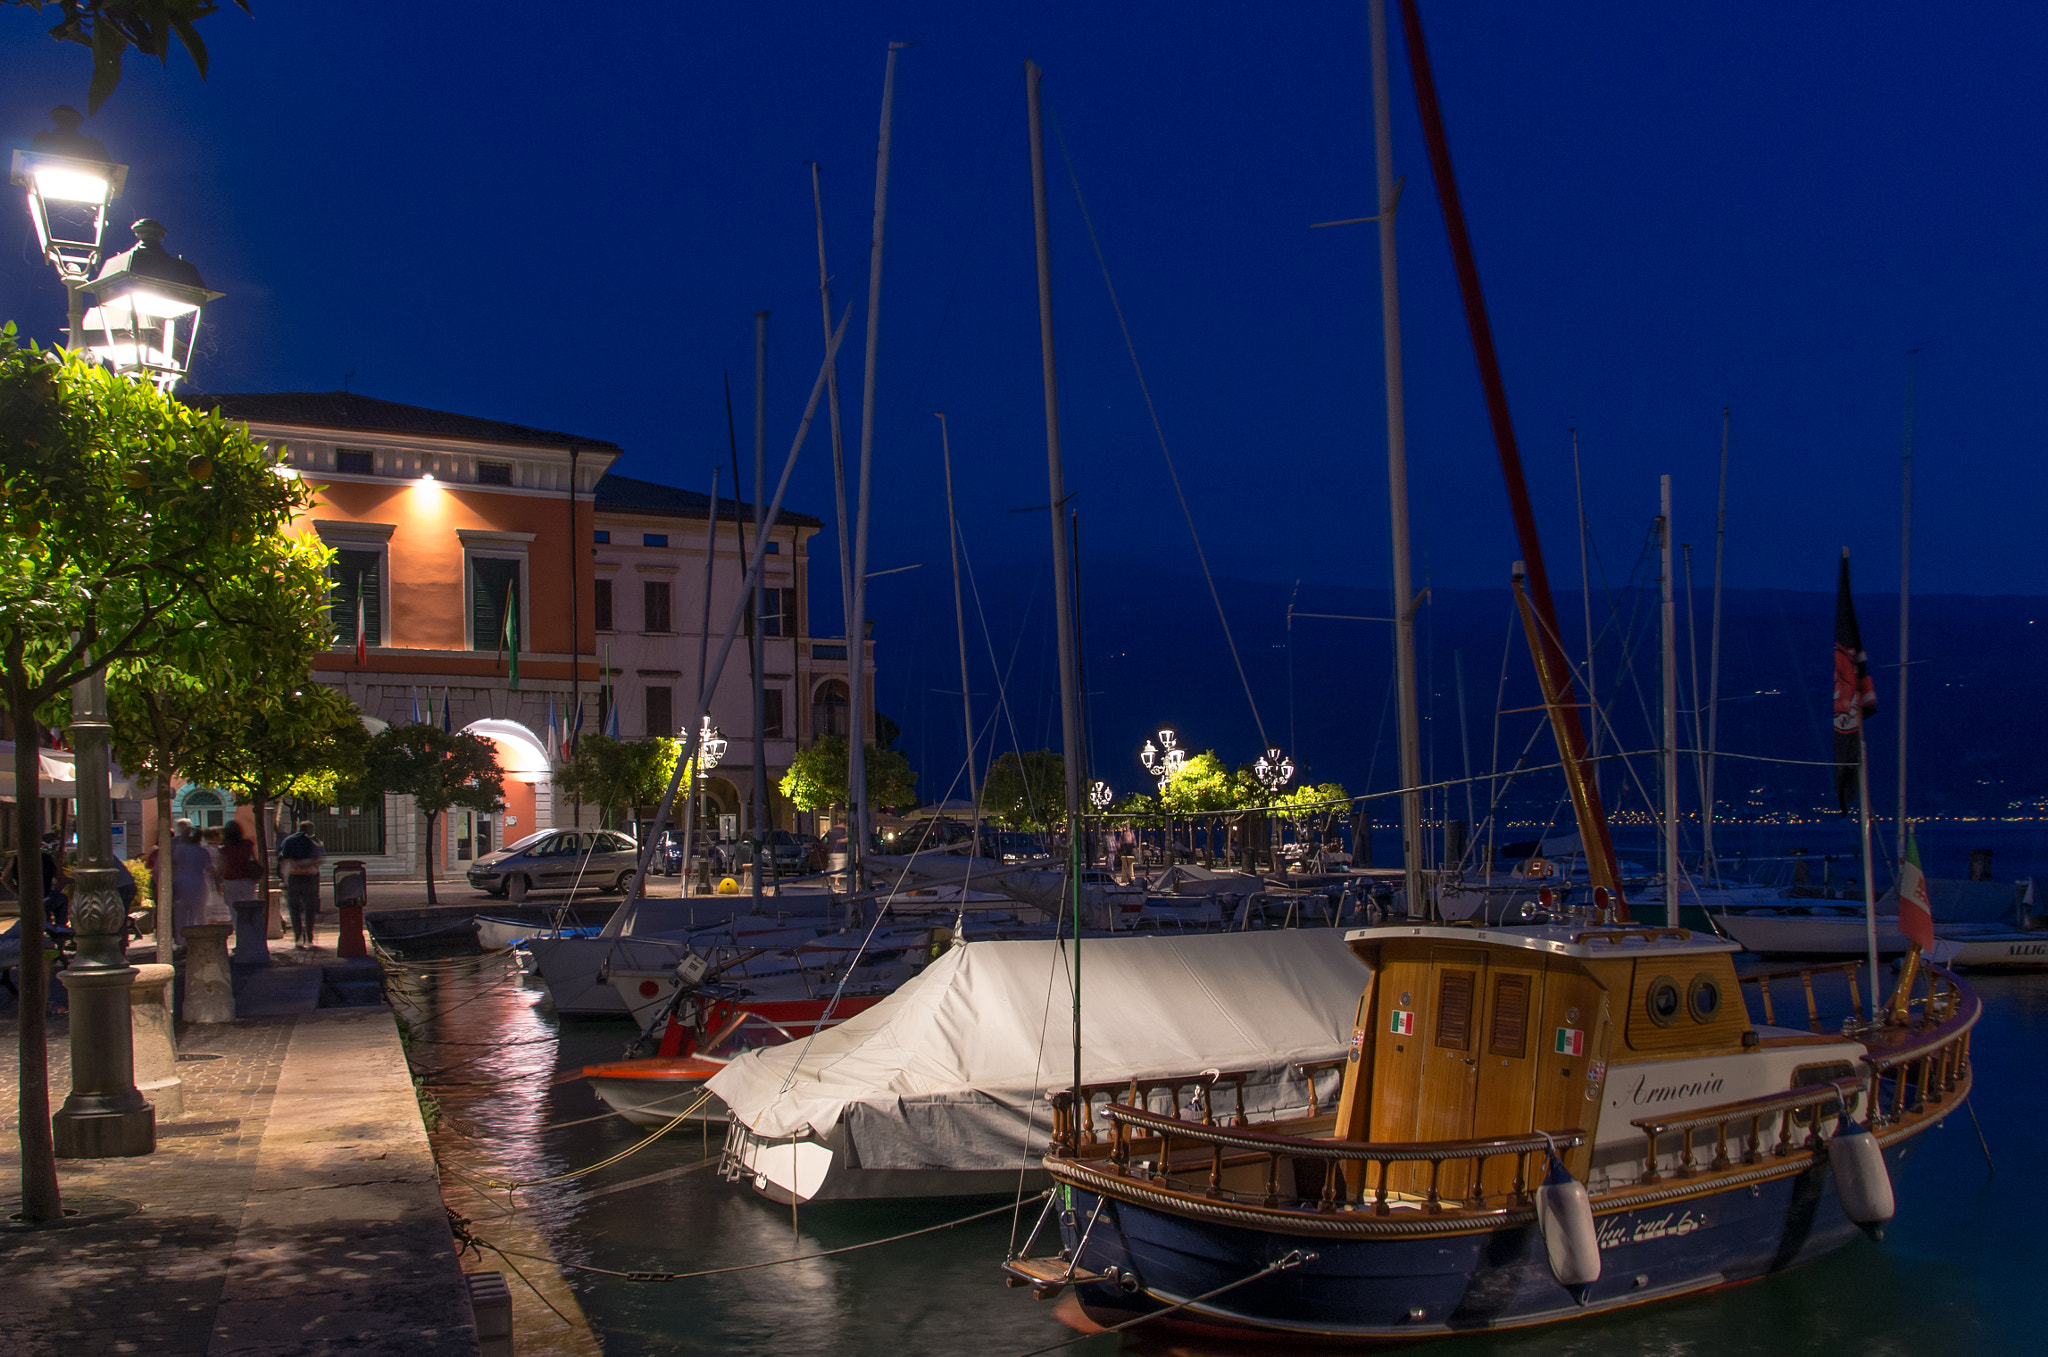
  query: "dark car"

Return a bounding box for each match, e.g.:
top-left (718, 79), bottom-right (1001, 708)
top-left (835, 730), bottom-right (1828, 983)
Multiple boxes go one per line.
top-left (731, 830), bottom-right (809, 874)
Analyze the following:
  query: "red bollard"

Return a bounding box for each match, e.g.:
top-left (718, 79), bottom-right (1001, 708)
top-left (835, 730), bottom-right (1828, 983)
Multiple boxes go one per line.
top-left (333, 860), bottom-right (369, 958)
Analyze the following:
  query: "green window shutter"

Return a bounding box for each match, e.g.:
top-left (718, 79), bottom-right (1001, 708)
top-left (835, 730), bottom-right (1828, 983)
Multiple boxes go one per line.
top-left (330, 549), bottom-right (382, 647)
top-left (472, 557), bottom-right (521, 651)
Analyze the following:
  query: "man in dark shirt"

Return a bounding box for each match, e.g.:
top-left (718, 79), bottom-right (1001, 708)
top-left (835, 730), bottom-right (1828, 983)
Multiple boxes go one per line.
top-left (276, 822), bottom-right (324, 949)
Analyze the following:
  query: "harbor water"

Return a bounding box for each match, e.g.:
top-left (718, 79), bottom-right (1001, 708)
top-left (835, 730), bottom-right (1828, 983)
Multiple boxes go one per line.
top-left (394, 903), bottom-right (2044, 1355)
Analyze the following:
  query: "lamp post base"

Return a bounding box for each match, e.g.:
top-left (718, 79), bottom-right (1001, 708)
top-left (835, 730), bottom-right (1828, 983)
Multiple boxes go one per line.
top-left (53, 964), bottom-right (157, 1159)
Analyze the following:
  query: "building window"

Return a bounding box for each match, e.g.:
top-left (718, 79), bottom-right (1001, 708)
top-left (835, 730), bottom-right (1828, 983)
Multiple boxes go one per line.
top-left (646, 685), bottom-right (672, 738)
top-left (643, 533), bottom-right (668, 548)
top-left (811, 643), bottom-right (847, 661)
top-left (763, 587), bottom-right (797, 638)
top-left (180, 788), bottom-right (228, 829)
top-left (763, 688), bottom-right (785, 739)
top-left (471, 556), bottom-right (522, 651)
top-left (307, 801), bottom-right (385, 855)
top-left (643, 580), bottom-right (671, 633)
top-left (594, 578), bottom-right (614, 632)
top-left (337, 448), bottom-right (374, 475)
top-left (594, 530), bottom-right (610, 544)
top-left (764, 541), bottom-right (779, 554)
top-left (477, 460), bottom-right (513, 486)
top-left (330, 547), bottom-right (382, 648)
top-left (813, 680), bottom-right (849, 737)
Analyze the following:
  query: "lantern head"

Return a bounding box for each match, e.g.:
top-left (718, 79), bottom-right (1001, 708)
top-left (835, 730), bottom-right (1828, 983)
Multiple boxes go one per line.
top-left (10, 107), bottom-right (128, 280)
top-left (82, 219), bottom-right (222, 388)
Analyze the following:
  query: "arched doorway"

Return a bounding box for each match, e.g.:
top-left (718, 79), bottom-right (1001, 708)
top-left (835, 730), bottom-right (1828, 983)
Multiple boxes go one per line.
top-left (174, 785), bottom-right (234, 829)
top-left (460, 718), bottom-right (551, 860)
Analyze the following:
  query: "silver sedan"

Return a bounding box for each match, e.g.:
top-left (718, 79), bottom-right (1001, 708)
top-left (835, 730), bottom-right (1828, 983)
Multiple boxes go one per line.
top-left (466, 829), bottom-right (644, 898)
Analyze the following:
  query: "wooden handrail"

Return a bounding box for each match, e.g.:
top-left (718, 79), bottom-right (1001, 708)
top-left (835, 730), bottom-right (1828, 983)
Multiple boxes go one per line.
top-left (1102, 1102), bottom-right (1583, 1165)
top-left (1629, 1079), bottom-right (1863, 1138)
top-left (1570, 927), bottom-right (1692, 945)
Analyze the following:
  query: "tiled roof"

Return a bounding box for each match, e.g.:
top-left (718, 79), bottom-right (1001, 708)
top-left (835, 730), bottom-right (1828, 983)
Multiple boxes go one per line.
top-left (595, 472), bottom-right (822, 529)
top-left (185, 391), bottom-right (621, 452)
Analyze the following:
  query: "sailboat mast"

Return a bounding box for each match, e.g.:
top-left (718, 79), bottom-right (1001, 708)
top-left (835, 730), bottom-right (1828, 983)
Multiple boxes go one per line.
top-left (1660, 475), bottom-right (1680, 926)
top-left (1572, 428), bottom-right (1598, 796)
top-left (1397, 0), bottom-right (1624, 912)
top-left (810, 162), bottom-right (857, 774)
top-left (937, 412), bottom-right (982, 902)
top-left (753, 311), bottom-right (770, 912)
top-left (1897, 352), bottom-right (1917, 867)
top-left (846, 42), bottom-right (908, 890)
top-left (1704, 409), bottom-right (1729, 880)
top-left (1369, 0), bottom-right (1426, 919)
top-left (1027, 59), bottom-right (1088, 1114)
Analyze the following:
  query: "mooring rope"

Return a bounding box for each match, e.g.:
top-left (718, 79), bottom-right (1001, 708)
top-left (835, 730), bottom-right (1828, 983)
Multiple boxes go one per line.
top-left (472, 1193), bottom-right (1049, 1282)
top-left (462, 1090), bottom-right (715, 1191)
top-left (1005, 1247), bottom-right (1315, 1357)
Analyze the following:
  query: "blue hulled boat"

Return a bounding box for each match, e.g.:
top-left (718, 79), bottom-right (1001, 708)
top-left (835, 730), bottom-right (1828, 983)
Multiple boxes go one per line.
top-left (1004, 923), bottom-right (1977, 1340)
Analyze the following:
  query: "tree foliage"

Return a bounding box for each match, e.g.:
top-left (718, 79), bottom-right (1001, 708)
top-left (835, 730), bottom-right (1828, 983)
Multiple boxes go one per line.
top-left (0, 329), bottom-right (312, 1223)
top-left (980, 748), bottom-right (1066, 830)
top-left (8, 0), bottom-right (253, 112)
top-left (1271, 781), bottom-right (1351, 824)
top-left (1158, 751), bottom-right (1246, 815)
top-left (554, 734), bottom-right (681, 828)
top-left (779, 735), bottom-right (917, 815)
top-left (354, 723), bottom-right (504, 904)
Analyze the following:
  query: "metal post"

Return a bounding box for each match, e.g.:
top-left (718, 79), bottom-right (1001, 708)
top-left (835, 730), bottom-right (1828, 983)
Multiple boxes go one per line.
top-left (568, 445), bottom-right (581, 827)
top-left (1704, 409), bottom-right (1729, 880)
top-left (681, 467), bottom-right (719, 895)
top-left (1897, 352), bottom-right (1917, 873)
top-left (811, 162), bottom-right (857, 763)
top-left (937, 413), bottom-right (982, 906)
top-left (1370, 0), bottom-right (1426, 920)
top-left (1572, 428), bottom-right (1597, 799)
top-left (1028, 57), bottom-right (1088, 1114)
top-left (753, 312), bottom-right (769, 913)
top-left (1858, 736), bottom-right (1880, 1023)
top-left (51, 668), bottom-right (154, 1158)
top-left (1659, 475), bottom-right (1680, 927)
top-left (847, 43), bottom-right (909, 890)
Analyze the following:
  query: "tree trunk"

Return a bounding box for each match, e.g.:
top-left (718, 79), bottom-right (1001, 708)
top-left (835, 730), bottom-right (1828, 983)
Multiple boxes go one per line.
top-left (147, 697), bottom-right (176, 965)
top-left (423, 808), bottom-right (438, 906)
top-left (10, 667), bottom-right (60, 1221)
top-left (251, 789), bottom-right (272, 927)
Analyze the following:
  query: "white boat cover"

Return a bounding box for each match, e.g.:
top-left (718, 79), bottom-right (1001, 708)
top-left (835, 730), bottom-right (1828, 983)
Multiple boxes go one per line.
top-left (708, 929), bottom-right (1367, 1172)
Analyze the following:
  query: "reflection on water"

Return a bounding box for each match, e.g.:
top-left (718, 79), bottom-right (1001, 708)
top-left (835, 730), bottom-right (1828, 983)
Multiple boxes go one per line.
top-left (396, 950), bottom-right (2043, 1356)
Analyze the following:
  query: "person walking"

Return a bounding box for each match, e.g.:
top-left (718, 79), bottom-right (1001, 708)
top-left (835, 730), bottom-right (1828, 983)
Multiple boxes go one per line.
top-left (169, 820), bottom-right (217, 947)
top-left (276, 820), bottom-right (324, 949)
top-left (202, 824), bottom-right (229, 922)
top-left (218, 820), bottom-right (262, 927)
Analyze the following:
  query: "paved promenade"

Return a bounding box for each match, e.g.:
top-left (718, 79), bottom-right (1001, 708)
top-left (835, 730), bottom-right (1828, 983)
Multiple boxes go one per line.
top-left (0, 938), bottom-right (483, 1356)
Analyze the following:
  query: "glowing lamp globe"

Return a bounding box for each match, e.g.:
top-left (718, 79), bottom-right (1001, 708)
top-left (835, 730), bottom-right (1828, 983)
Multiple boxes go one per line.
top-left (9, 107), bottom-right (128, 280)
top-left (82, 219), bottom-right (223, 389)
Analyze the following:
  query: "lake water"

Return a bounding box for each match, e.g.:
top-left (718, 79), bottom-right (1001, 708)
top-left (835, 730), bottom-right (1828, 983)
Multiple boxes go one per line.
top-left (395, 943), bottom-right (2043, 1356)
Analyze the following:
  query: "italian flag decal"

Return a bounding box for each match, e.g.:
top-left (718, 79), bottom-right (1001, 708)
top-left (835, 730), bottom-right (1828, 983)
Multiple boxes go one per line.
top-left (1555, 1027), bottom-right (1585, 1056)
top-left (1390, 1010), bottom-right (1416, 1036)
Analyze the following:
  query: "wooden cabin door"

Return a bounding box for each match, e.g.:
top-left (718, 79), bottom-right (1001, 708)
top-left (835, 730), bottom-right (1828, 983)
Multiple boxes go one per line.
top-left (1411, 950), bottom-right (1486, 1148)
top-left (1469, 957), bottom-right (1545, 1200)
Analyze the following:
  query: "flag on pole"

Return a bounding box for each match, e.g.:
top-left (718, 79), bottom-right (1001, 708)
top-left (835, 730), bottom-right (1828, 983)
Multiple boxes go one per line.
top-left (355, 575), bottom-right (368, 666)
top-left (442, 687), bottom-right (453, 733)
top-left (424, 689), bottom-right (435, 729)
top-left (1832, 551), bottom-right (1878, 812)
top-left (411, 688), bottom-right (421, 725)
top-left (546, 696), bottom-right (559, 759)
top-left (498, 580), bottom-right (520, 690)
top-left (1899, 833), bottom-right (1934, 951)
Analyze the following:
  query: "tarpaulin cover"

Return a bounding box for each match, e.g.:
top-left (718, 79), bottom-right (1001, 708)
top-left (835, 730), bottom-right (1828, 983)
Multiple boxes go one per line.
top-left (709, 930), bottom-right (1368, 1172)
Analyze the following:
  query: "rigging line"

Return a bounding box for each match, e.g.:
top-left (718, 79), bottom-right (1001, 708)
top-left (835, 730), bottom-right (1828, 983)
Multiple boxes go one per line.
top-left (961, 530), bottom-right (1050, 822)
top-left (1011, 931), bottom-right (1074, 1254)
top-left (474, 1193), bottom-right (1050, 1283)
top-left (1006, 1249), bottom-right (1315, 1357)
top-left (1047, 109), bottom-right (1269, 749)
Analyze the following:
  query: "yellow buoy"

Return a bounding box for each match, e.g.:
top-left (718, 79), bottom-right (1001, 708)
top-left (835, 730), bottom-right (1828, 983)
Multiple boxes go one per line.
top-left (717, 877), bottom-right (740, 895)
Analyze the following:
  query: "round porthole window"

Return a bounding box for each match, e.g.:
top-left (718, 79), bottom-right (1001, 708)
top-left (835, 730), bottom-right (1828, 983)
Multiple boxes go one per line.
top-left (1646, 975), bottom-right (1682, 1027)
top-left (1688, 974), bottom-right (1722, 1024)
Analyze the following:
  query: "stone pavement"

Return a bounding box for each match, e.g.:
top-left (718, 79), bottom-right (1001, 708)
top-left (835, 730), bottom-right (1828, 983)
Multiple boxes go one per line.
top-left (0, 940), bottom-right (483, 1356)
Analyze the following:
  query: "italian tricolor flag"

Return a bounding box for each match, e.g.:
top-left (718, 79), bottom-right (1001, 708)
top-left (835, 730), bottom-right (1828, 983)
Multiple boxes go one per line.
top-left (1899, 833), bottom-right (1934, 951)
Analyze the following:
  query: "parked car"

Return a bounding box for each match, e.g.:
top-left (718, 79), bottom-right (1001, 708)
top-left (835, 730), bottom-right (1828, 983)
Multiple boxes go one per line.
top-left (729, 829), bottom-right (809, 874)
top-left (467, 829), bottom-right (643, 897)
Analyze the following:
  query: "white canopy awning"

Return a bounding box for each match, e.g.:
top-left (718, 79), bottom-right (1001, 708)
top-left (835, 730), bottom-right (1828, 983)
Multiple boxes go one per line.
top-left (0, 741), bottom-right (140, 801)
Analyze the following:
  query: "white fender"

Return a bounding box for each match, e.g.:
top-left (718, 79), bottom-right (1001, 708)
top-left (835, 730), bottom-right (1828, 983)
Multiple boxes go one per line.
top-left (1534, 1155), bottom-right (1601, 1288)
top-left (1830, 1119), bottom-right (1895, 1231)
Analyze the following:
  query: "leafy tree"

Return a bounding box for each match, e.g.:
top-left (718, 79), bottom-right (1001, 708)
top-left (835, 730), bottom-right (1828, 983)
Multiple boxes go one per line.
top-left (107, 528), bottom-right (331, 954)
top-left (1158, 752), bottom-right (1242, 815)
top-left (7, 0), bottom-right (253, 112)
top-left (555, 733), bottom-right (681, 830)
top-left (780, 735), bottom-right (917, 816)
top-left (355, 723), bottom-right (504, 906)
top-left (0, 330), bottom-right (310, 1223)
top-left (980, 748), bottom-right (1066, 830)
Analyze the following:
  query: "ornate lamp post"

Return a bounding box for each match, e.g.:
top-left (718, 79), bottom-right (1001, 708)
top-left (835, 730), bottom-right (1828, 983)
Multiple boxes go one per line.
top-left (8, 106), bottom-right (128, 348)
top-left (80, 219), bottom-right (223, 391)
top-left (679, 717), bottom-right (724, 894)
top-left (1254, 747), bottom-right (1296, 873)
top-left (1139, 728), bottom-right (1185, 865)
top-left (1086, 780), bottom-right (1113, 871)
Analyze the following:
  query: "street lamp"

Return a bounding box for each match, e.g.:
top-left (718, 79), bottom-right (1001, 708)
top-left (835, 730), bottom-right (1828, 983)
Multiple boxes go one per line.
top-left (1088, 780), bottom-right (1113, 811)
top-left (678, 717), bottom-right (724, 895)
top-left (81, 219), bottom-right (223, 391)
top-left (1254, 747), bottom-right (1296, 874)
top-left (1138, 728), bottom-right (1185, 793)
top-left (9, 106), bottom-right (129, 346)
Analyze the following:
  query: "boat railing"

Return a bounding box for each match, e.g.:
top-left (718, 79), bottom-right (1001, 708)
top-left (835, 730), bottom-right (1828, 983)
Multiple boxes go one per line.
top-left (1628, 1079), bottom-right (1870, 1184)
top-left (1860, 963), bottom-right (1980, 1128)
top-left (1049, 1069), bottom-right (1255, 1149)
top-left (1097, 1099), bottom-right (1585, 1215)
top-left (1737, 959), bottom-right (1864, 1031)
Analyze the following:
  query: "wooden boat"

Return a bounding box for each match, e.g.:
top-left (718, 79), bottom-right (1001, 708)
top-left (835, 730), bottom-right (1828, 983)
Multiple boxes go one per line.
top-left (1005, 922), bottom-right (1977, 1339)
top-left (582, 1001), bottom-right (886, 1126)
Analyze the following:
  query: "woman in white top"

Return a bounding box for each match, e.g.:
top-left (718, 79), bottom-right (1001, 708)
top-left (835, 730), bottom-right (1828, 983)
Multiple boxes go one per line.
top-left (169, 820), bottom-right (220, 945)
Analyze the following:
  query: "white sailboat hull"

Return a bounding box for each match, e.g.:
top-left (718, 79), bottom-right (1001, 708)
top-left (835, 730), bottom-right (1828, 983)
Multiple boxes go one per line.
top-left (1716, 908), bottom-right (1909, 959)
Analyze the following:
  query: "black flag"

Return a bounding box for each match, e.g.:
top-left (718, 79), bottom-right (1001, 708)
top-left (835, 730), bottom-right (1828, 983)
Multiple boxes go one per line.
top-left (1832, 551), bottom-right (1878, 812)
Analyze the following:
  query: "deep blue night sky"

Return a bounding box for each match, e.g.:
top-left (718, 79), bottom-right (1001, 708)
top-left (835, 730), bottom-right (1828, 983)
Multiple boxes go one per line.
top-left (7, 3), bottom-right (2047, 805)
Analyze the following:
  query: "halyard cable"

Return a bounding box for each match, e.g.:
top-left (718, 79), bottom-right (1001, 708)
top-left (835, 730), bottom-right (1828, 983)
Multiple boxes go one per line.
top-left (471, 1192), bottom-right (1049, 1283)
